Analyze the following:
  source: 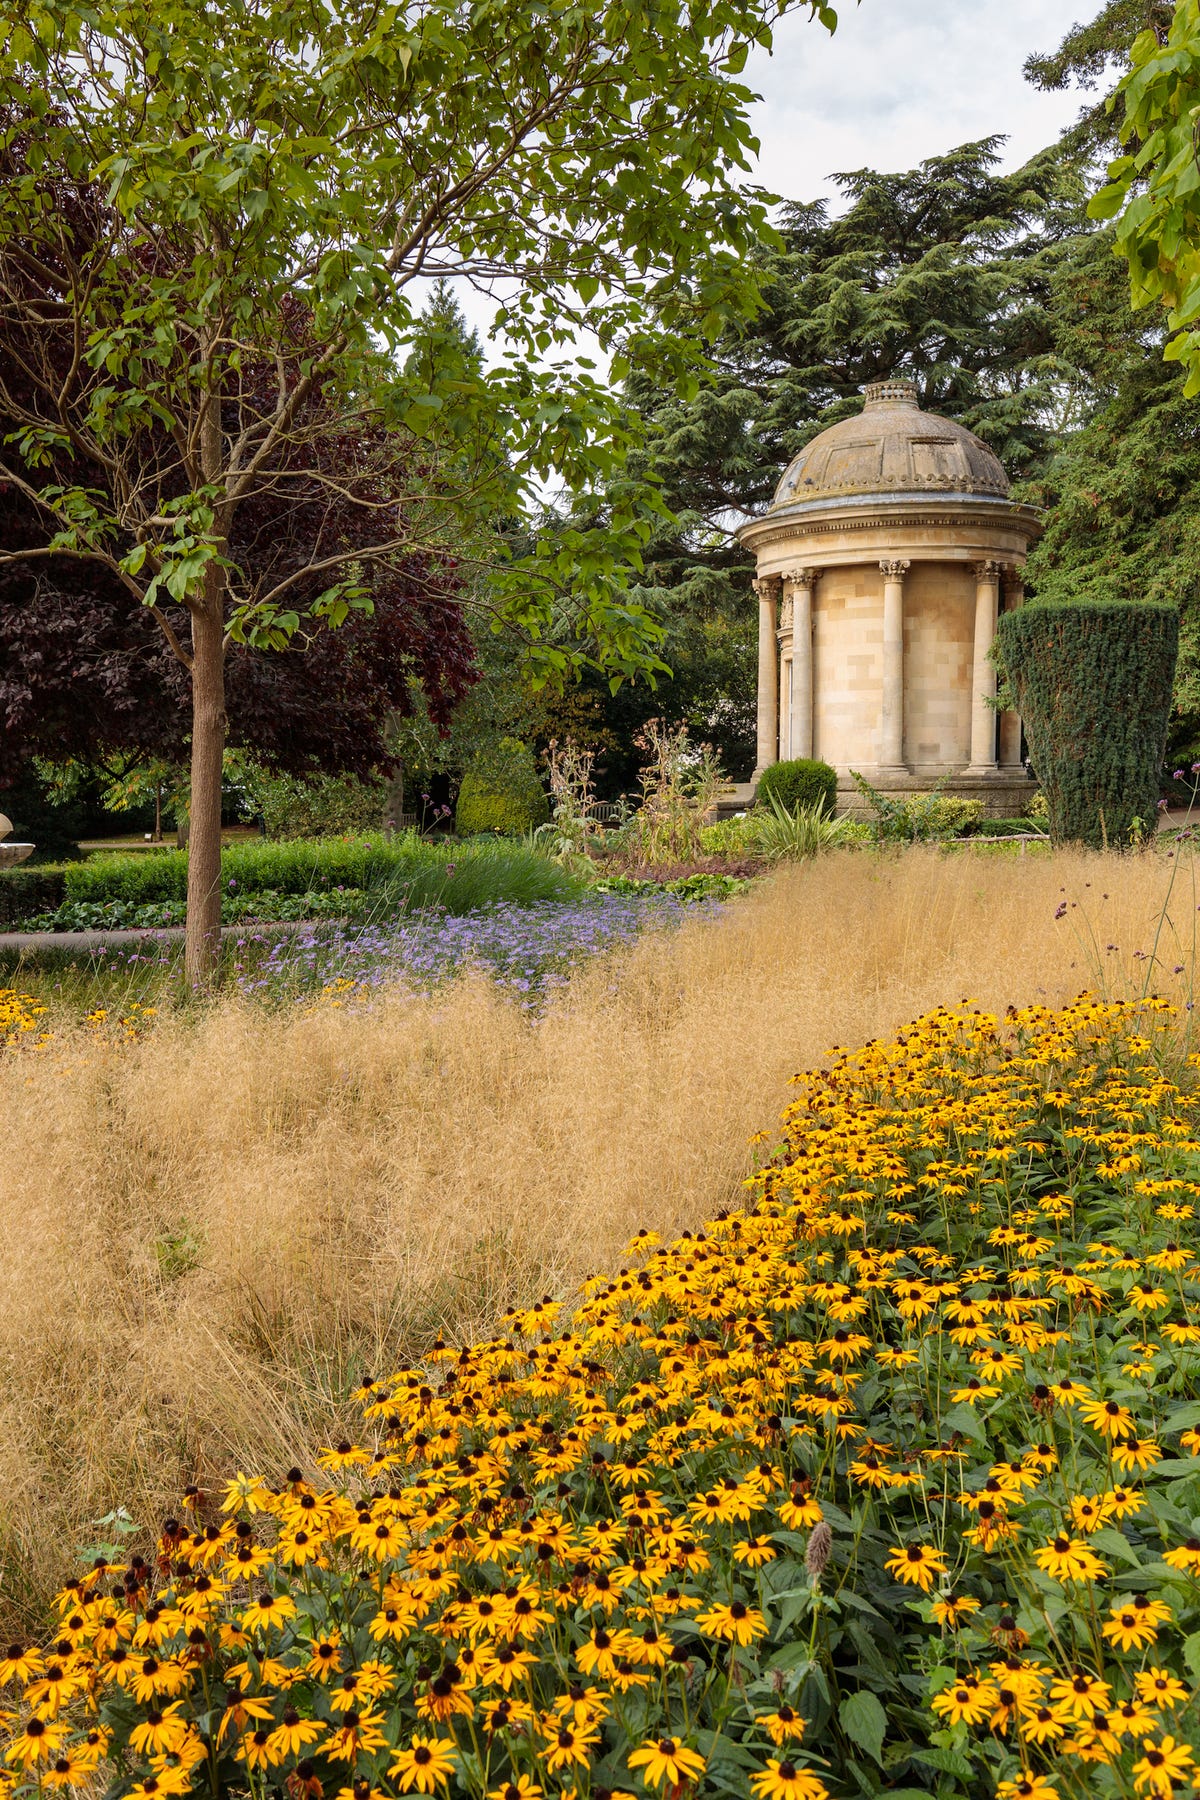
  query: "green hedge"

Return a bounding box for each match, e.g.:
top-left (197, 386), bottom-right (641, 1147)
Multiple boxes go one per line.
top-left (455, 737), bottom-right (549, 837)
top-left (755, 757), bottom-right (838, 816)
top-left (56, 836), bottom-right (580, 916)
top-left (0, 864), bottom-right (69, 929)
top-left (996, 602), bottom-right (1178, 848)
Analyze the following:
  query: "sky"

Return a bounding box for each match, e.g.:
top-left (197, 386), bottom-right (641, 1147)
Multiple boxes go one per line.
top-left (744, 0), bottom-right (1092, 207)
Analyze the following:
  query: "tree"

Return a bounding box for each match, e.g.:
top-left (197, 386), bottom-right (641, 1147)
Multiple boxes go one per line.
top-left (0, 0), bottom-right (834, 981)
top-left (1024, 0), bottom-right (1174, 154)
top-left (0, 409), bottom-right (478, 785)
top-left (1092, 0), bottom-right (1200, 399)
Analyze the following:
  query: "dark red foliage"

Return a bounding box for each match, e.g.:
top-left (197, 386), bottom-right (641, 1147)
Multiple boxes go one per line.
top-left (0, 112), bottom-right (478, 782)
top-left (0, 490), bottom-right (478, 781)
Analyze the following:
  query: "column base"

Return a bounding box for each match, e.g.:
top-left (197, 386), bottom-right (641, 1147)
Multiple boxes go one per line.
top-left (966, 763), bottom-right (1000, 777)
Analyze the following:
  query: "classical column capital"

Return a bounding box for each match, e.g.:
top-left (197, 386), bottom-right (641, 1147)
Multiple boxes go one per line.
top-left (783, 565), bottom-right (819, 587)
top-left (753, 572), bottom-right (784, 599)
top-left (879, 558), bottom-right (911, 580)
top-left (972, 558), bottom-right (1006, 582)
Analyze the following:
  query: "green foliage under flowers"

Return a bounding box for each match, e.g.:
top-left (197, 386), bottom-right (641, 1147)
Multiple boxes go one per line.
top-left (456, 739), bottom-right (550, 838)
top-left (996, 603), bottom-right (1178, 848)
top-left (20, 892), bottom-right (367, 933)
top-left (755, 759), bottom-right (839, 818)
top-left (848, 775), bottom-right (986, 844)
top-left (14, 997), bottom-right (1200, 1800)
top-left (590, 871), bottom-right (751, 903)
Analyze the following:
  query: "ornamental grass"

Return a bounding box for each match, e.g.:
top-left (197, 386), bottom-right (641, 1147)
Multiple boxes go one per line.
top-left (0, 849), bottom-right (1198, 1641)
top-left (6, 994), bottom-right (1200, 1800)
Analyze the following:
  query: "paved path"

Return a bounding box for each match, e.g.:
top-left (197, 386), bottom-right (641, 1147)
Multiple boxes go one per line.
top-left (0, 921), bottom-right (317, 952)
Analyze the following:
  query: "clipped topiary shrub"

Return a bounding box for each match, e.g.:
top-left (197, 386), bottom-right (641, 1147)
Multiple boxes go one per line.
top-left (455, 736), bottom-right (549, 837)
top-left (755, 757), bottom-right (838, 817)
top-left (996, 602), bottom-right (1178, 848)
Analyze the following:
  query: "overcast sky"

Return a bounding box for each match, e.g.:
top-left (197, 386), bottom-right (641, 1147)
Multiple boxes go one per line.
top-left (744, 0), bottom-right (1092, 205)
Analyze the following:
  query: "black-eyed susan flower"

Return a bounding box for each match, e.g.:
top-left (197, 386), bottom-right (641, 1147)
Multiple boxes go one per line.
top-left (128, 1704), bottom-right (190, 1759)
top-left (1164, 1536), bottom-right (1200, 1573)
top-left (749, 1760), bottom-right (829, 1800)
top-left (626, 1736), bottom-right (706, 1790)
top-left (758, 1704), bottom-right (806, 1746)
top-left (1136, 1668), bottom-right (1190, 1710)
top-left (930, 1678), bottom-right (998, 1726)
top-left (4, 1716), bottom-right (69, 1768)
top-left (487, 1778), bottom-right (544, 1800)
top-left (1132, 1735), bottom-right (1196, 1797)
top-left (693, 1600), bottom-right (767, 1645)
top-left (1032, 1536), bottom-right (1107, 1583)
top-left (320, 1709), bottom-right (387, 1763)
top-left (883, 1543), bottom-right (947, 1590)
top-left (540, 1720), bottom-right (599, 1774)
top-left (1047, 1669), bottom-right (1111, 1721)
top-left (930, 1594), bottom-right (980, 1628)
top-left (1103, 1605), bottom-right (1159, 1651)
top-left (266, 1708), bottom-right (323, 1760)
top-left (389, 1735), bottom-right (457, 1795)
top-left (995, 1777), bottom-right (1058, 1800)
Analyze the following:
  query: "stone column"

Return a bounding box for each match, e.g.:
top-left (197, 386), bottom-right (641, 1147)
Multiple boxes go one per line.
top-left (752, 575), bottom-right (781, 779)
top-left (785, 568), bottom-right (817, 762)
top-left (969, 559), bottom-right (1004, 771)
top-left (776, 588), bottom-right (793, 762)
top-left (999, 567), bottom-right (1024, 768)
top-left (879, 559), bottom-right (910, 771)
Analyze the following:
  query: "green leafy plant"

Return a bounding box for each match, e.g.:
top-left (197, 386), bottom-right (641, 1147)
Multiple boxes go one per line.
top-left (628, 719), bottom-right (725, 865)
top-left (456, 739), bottom-right (550, 838)
top-left (243, 770), bottom-right (387, 840)
top-left (849, 773), bottom-right (984, 843)
top-left (749, 793), bottom-right (860, 861)
top-left (995, 602), bottom-right (1178, 848)
top-left (535, 740), bottom-right (605, 866)
top-left (755, 757), bottom-right (838, 817)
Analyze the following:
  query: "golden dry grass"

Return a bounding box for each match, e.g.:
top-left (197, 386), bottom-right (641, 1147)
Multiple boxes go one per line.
top-left (0, 845), bottom-right (1196, 1629)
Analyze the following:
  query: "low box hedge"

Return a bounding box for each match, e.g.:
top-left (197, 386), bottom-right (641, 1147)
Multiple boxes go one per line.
top-left (43, 836), bottom-right (581, 922)
top-left (0, 864), bottom-right (69, 929)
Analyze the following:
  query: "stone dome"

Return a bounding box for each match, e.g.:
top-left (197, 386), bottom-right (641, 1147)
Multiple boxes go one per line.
top-left (770, 378), bottom-right (1009, 511)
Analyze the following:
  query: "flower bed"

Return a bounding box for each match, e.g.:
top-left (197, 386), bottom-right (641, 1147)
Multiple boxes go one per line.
top-left (238, 894), bottom-right (721, 1005)
top-left (6, 997), bottom-right (1200, 1800)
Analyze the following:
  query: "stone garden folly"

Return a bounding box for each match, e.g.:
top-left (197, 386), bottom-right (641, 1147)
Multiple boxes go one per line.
top-left (737, 379), bottom-right (1040, 814)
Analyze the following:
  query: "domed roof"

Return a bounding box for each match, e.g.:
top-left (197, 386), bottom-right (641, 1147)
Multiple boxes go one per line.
top-left (769, 379), bottom-right (1009, 511)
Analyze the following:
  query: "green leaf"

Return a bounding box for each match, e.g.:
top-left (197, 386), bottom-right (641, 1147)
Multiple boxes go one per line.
top-left (1183, 1631), bottom-right (1200, 1681)
top-left (941, 1402), bottom-right (987, 1443)
top-left (839, 1690), bottom-right (887, 1765)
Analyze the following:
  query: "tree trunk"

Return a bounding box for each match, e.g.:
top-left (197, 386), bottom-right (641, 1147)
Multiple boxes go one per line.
top-left (382, 758), bottom-right (405, 832)
top-left (184, 582), bottom-right (227, 987)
